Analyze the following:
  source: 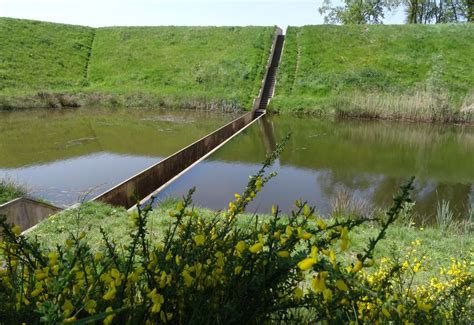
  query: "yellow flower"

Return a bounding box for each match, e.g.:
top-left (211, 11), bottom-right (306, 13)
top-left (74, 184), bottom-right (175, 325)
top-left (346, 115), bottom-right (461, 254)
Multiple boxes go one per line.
top-left (323, 288), bottom-right (333, 302)
top-left (417, 300), bottom-right (432, 313)
top-left (193, 234), bottom-right (206, 246)
top-left (235, 241), bottom-right (247, 253)
top-left (234, 266), bottom-right (243, 275)
top-left (329, 250), bottom-right (336, 266)
top-left (277, 250), bottom-right (290, 258)
top-left (297, 227), bottom-right (312, 240)
top-left (94, 252), bottom-right (103, 261)
top-left (272, 205), bottom-right (277, 215)
top-left (294, 287), bottom-right (304, 300)
top-left (103, 307), bottom-right (115, 325)
top-left (316, 218), bottom-right (326, 230)
top-left (12, 225), bottom-right (21, 236)
top-left (64, 316), bottom-right (77, 323)
top-left (303, 204), bottom-right (311, 217)
top-left (147, 289), bottom-right (165, 313)
top-left (351, 260), bottom-right (363, 273)
top-left (35, 268), bottom-right (49, 281)
top-left (228, 202), bottom-right (237, 213)
top-left (103, 286), bottom-right (116, 301)
top-left (129, 211), bottom-right (139, 225)
top-left (84, 299), bottom-right (97, 314)
top-left (340, 227), bottom-right (349, 251)
top-left (255, 177), bottom-right (262, 191)
top-left (249, 242), bottom-right (263, 254)
top-left (31, 286), bottom-right (43, 297)
top-left (182, 270), bottom-right (193, 287)
top-left (297, 258), bottom-right (316, 271)
top-left (413, 262), bottom-right (422, 273)
top-left (62, 299), bottom-right (74, 317)
top-left (312, 272), bottom-right (328, 292)
top-left (335, 279), bottom-right (348, 291)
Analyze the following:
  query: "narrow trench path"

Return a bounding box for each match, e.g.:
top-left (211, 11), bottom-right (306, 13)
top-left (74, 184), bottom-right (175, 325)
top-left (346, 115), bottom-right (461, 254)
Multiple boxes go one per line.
top-left (14, 28), bottom-right (287, 232)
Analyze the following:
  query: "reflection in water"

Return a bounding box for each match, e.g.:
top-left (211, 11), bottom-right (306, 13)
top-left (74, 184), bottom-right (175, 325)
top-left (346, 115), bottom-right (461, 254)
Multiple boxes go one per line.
top-left (157, 115), bottom-right (474, 220)
top-left (0, 153), bottom-right (160, 207)
top-left (0, 108), bottom-right (236, 206)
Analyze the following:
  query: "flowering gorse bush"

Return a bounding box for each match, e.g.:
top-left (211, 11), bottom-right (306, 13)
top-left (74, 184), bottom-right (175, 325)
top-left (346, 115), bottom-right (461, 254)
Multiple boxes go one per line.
top-left (0, 135), bottom-right (472, 324)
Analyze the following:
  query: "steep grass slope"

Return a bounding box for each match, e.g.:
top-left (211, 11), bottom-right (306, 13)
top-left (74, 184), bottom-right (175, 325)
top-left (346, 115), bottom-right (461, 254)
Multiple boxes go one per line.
top-left (0, 17), bottom-right (94, 93)
top-left (88, 26), bottom-right (274, 109)
top-left (272, 24), bottom-right (474, 121)
top-left (0, 18), bottom-right (275, 110)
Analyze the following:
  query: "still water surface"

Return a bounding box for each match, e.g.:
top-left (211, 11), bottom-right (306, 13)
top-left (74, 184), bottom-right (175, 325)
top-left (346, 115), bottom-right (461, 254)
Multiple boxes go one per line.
top-left (1, 109), bottom-right (472, 219)
top-left (157, 115), bottom-right (474, 219)
top-left (0, 108), bottom-right (237, 206)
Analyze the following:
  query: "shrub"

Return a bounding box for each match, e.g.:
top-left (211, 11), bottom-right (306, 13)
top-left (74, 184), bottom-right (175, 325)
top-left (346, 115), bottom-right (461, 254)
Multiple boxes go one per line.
top-left (0, 136), bottom-right (472, 324)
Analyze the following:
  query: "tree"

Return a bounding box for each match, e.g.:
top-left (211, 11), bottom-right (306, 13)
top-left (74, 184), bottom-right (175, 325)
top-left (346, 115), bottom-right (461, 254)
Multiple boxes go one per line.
top-left (319, 0), bottom-right (473, 24)
top-left (318, 0), bottom-right (400, 24)
top-left (403, 0), bottom-right (471, 23)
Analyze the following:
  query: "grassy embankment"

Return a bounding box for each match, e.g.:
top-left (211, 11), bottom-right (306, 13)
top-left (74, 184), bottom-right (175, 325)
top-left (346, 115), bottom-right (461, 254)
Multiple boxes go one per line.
top-left (0, 179), bottom-right (26, 204)
top-left (29, 199), bottom-right (473, 282)
top-left (272, 24), bottom-right (474, 122)
top-left (0, 17), bottom-right (275, 110)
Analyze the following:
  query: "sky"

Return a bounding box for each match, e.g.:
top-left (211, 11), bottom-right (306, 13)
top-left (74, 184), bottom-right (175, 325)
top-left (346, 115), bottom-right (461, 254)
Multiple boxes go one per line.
top-left (0, 0), bottom-right (405, 30)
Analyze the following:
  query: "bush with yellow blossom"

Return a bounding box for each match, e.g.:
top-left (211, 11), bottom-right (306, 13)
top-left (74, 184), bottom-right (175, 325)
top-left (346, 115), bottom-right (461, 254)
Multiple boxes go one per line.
top-left (0, 135), bottom-right (472, 324)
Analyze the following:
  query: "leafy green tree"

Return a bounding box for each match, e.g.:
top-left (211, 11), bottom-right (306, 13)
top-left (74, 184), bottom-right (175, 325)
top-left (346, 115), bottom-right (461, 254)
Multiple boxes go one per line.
top-left (319, 0), bottom-right (383, 24)
top-left (403, 0), bottom-right (467, 23)
top-left (319, 0), bottom-right (473, 24)
top-left (318, 0), bottom-right (400, 24)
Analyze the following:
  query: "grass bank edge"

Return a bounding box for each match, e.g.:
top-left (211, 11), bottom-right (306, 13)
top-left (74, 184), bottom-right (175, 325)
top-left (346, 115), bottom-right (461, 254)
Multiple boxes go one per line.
top-left (1, 18), bottom-right (276, 111)
top-left (28, 200), bottom-right (473, 282)
top-left (0, 179), bottom-right (27, 205)
top-left (271, 24), bottom-right (474, 123)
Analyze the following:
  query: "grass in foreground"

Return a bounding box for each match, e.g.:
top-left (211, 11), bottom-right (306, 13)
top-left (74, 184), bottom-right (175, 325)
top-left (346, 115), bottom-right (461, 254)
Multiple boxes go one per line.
top-left (8, 143), bottom-right (472, 323)
top-left (0, 179), bottom-right (26, 204)
top-left (28, 200), bottom-right (473, 282)
top-left (0, 18), bottom-right (275, 110)
top-left (272, 24), bottom-right (474, 122)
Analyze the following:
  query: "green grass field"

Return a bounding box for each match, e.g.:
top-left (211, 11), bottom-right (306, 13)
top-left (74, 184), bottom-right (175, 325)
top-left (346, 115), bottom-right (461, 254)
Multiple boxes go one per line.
top-left (88, 26), bottom-right (273, 109)
top-left (272, 24), bottom-right (474, 122)
top-left (0, 179), bottom-right (26, 204)
top-left (0, 18), bottom-right (94, 93)
top-left (28, 200), bottom-right (473, 282)
top-left (0, 18), bottom-right (275, 110)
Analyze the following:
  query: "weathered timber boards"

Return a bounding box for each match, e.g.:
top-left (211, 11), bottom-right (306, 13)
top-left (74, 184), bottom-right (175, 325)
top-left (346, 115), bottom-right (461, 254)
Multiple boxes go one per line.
top-left (92, 111), bottom-right (259, 208)
top-left (0, 198), bottom-right (62, 232)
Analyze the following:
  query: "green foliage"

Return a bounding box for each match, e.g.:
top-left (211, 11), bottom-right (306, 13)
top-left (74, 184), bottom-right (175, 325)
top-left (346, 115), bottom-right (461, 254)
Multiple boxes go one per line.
top-left (0, 18), bottom-right (275, 110)
top-left (319, 0), bottom-right (399, 24)
top-left (1, 138), bottom-right (472, 323)
top-left (319, 0), bottom-right (472, 24)
top-left (88, 26), bottom-right (274, 109)
top-left (403, 0), bottom-right (473, 23)
top-left (0, 17), bottom-right (94, 91)
top-left (0, 179), bottom-right (26, 204)
top-left (271, 24), bottom-right (474, 121)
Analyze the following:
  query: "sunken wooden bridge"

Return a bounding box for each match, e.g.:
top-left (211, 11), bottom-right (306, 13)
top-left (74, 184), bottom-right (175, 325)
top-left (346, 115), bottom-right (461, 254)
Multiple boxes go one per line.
top-left (4, 27), bottom-right (285, 231)
top-left (92, 27), bottom-right (285, 209)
